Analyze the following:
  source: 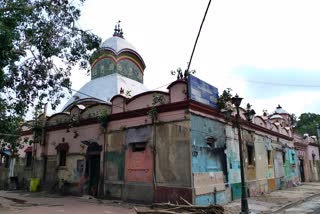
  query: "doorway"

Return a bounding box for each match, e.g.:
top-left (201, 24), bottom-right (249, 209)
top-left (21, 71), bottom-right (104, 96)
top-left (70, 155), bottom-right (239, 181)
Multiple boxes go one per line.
top-left (85, 143), bottom-right (102, 196)
top-left (299, 159), bottom-right (305, 182)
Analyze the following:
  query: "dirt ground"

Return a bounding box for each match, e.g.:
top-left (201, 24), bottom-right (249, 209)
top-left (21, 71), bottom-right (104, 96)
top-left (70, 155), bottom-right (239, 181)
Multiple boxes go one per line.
top-left (0, 191), bottom-right (137, 214)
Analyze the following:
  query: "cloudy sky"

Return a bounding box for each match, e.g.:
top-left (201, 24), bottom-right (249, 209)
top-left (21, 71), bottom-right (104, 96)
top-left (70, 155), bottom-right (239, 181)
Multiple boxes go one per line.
top-left (56, 0), bottom-right (320, 117)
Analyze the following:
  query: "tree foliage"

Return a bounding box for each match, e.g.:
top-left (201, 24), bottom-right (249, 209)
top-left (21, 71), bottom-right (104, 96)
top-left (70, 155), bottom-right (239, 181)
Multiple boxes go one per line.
top-left (217, 88), bottom-right (233, 110)
top-left (295, 113), bottom-right (320, 137)
top-left (0, 0), bottom-right (101, 146)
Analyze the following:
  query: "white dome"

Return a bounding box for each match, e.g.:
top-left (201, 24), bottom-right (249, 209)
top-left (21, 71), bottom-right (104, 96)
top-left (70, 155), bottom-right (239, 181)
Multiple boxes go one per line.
top-left (62, 73), bottom-right (148, 111)
top-left (271, 105), bottom-right (289, 115)
top-left (100, 36), bottom-right (138, 54)
top-left (270, 114), bottom-right (283, 120)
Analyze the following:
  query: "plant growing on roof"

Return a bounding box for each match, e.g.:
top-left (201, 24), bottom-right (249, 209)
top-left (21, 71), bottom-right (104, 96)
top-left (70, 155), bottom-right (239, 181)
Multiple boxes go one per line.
top-left (69, 115), bottom-right (80, 128)
top-left (125, 90), bottom-right (132, 97)
top-left (98, 110), bottom-right (109, 129)
top-left (170, 67), bottom-right (196, 80)
top-left (147, 93), bottom-right (166, 123)
top-left (217, 88), bottom-right (233, 111)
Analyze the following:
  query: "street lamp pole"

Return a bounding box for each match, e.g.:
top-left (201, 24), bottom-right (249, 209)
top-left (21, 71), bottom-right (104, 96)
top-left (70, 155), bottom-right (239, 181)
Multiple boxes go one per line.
top-left (229, 94), bottom-right (255, 214)
top-left (235, 104), bottom-right (249, 214)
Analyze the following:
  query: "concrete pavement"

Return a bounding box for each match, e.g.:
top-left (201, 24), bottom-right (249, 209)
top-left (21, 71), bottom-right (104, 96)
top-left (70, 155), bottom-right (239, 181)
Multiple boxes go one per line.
top-left (225, 182), bottom-right (320, 214)
top-left (1, 183), bottom-right (320, 214)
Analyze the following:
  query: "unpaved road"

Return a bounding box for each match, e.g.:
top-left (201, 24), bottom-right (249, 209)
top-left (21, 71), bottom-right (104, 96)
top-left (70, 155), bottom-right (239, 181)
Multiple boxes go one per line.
top-left (0, 191), bottom-right (136, 214)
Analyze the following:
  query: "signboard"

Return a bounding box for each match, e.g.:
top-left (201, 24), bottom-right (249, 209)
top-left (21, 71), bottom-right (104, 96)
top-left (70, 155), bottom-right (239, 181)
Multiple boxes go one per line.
top-left (188, 74), bottom-right (219, 109)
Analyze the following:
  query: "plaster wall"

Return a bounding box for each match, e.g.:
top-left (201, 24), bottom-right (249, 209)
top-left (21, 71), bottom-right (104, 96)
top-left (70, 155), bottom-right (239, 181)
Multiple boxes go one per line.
top-left (46, 124), bottom-right (103, 155)
top-left (242, 130), bottom-right (256, 181)
top-left (190, 114), bottom-right (228, 205)
top-left (106, 131), bottom-right (125, 182)
top-left (168, 81), bottom-right (188, 103)
top-left (125, 145), bottom-right (153, 183)
top-left (56, 154), bottom-right (84, 182)
top-left (225, 125), bottom-right (241, 184)
top-left (274, 150), bottom-right (285, 178)
top-left (254, 135), bottom-right (269, 180)
top-left (108, 110), bottom-right (187, 131)
top-left (124, 126), bottom-right (153, 183)
top-left (155, 121), bottom-right (191, 186)
top-left (126, 93), bottom-right (169, 111)
top-left (308, 145), bottom-right (320, 181)
top-left (308, 145), bottom-right (320, 160)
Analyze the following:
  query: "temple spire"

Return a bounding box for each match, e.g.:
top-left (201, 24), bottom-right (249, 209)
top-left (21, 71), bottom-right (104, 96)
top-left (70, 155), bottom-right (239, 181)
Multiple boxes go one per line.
top-left (113, 20), bottom-right (124, 38)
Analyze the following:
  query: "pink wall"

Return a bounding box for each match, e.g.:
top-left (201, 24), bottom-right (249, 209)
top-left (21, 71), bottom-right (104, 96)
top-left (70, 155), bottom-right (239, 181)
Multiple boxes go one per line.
top-left (308, 145), bottom-right (320, 160)
top-left (46, 124), bottom-right (103, 155)
top-left (108, 110), bottom-right (186, 131)
top-left (169, 82), bottom-right (187, 103)
top-left (125, 145), bottom-right (153, 183)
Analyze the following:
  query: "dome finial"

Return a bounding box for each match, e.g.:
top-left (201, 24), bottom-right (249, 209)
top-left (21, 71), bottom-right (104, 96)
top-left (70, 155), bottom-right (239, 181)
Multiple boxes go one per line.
top-left (113, 20), bottom-right (124, 38)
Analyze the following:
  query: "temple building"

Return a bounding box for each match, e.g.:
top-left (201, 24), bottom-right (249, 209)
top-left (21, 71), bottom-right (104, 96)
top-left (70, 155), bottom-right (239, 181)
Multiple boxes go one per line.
top-left (63, 23), bottom-right (147, 111)
top-left (0, 24), bottom-right (319, 205)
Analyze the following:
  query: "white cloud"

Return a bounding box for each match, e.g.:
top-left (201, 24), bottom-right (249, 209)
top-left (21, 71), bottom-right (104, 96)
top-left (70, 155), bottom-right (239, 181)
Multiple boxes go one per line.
top-left (52, 0), bottom-right (320, 116)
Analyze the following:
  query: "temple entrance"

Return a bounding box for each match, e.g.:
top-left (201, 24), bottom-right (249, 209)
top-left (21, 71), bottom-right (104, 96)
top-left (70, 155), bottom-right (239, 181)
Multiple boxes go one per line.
top-left (299, 159), bottom-right (305, 182)
top-left (85, 143), bottom-right (102, 196)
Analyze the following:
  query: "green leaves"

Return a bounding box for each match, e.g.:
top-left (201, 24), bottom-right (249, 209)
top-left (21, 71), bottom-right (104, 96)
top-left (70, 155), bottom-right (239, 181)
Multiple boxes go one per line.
top-left (0, 0), bottom-right (101, 149)
top-left (295, 113), bottom-right (320, 137)
top-left (217, 88), bottom-right (233, 110)
top-left (98, 111), bottom-right (109, 129)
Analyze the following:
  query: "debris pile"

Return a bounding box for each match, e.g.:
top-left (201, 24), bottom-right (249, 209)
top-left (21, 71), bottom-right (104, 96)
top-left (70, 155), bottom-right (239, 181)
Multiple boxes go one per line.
top-left (134, 202), bottom-right (224, 214)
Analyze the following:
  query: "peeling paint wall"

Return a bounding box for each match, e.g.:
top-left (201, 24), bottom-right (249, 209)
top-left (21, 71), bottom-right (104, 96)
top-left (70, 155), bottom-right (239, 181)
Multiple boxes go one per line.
top-left (225, 125), bottom-right (241, 200)
top-left (125, 126), bottom-right (153, 183)
top-left (154, 120), bottom-right (192, 204)
top-left (106, 131), bottom-right (125, 182)
top-left (283, 148), bottom-right (299, 187)
top-left (155, 121), bottom-right (191, 186)
top-left (190, 114), bottom-right (228, 205)
top-left (56, 154), bottom-right (85, 194)
top-left (308, 145), bottom-right (320, 181)
top-left (274, 150), bottom-right (285, 178)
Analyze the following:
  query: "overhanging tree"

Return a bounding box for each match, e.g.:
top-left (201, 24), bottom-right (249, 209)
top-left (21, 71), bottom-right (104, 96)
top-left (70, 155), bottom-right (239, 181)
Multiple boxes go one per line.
top-left (0, 0), bottom-right (101, 149)
top-left (295, 113), bottom-right (320, 137)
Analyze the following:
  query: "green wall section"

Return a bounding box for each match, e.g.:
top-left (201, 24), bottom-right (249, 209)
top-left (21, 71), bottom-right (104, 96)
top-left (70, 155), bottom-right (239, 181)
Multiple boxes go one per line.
top-left (106, 151), bottom-right (124, 181)
top-left (190, 114), bottom-right (226, 173)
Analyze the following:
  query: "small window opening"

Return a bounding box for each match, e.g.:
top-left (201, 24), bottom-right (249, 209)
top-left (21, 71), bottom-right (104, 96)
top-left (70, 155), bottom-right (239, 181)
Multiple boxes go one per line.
top-left (267, 150), bottom-right (272, 165)
top-left (247, 145), bottom-right (254, 166)
top-left (206, 137), bottom-right (217, 149)
top-left (132, 142), bottom-right (146, 152)
top-left (4, 155), bottom-right (10, 168)
top-left (59, 150), bottom-right (67, 166)
top-left (291, 153), bottom-right (295, 163)
top-left (26, 152), bottom-right (32, 167)
top-left (312, 153), bottom-right (316, 165)
top-left (282, 151), bottom-right (286, 164)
